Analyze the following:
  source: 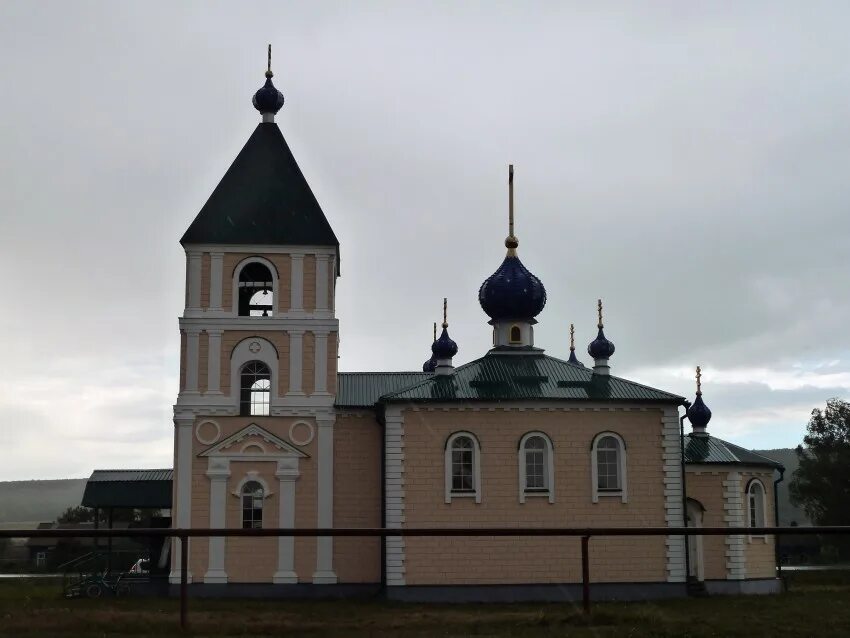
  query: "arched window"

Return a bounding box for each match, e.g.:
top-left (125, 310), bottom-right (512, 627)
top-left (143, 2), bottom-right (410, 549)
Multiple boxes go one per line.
top-left (238, 261), bottom-right (274, 317)
top-left (444, 432), bottom-right (481, 503)
top-left (747, 479), bottom-right (767, 532)
top-left (519, 432), bottom-right (554, 503)
top-left (240, 361), bottom-right (270, 416)
top-left (241, 480), bottom-right (264, 529)
top-left (509, 325), bottom-right (522, 343)
top-left (591, 432), bottom-right (627, 503)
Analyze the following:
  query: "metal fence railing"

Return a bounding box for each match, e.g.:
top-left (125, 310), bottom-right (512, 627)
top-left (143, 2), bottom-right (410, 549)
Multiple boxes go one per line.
top-left (2, 525), bottom-right (848, 631)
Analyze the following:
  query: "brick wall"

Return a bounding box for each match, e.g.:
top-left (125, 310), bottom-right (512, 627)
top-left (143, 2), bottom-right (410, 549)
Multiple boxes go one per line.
top-left (400, 407), bottom-right (669, 585)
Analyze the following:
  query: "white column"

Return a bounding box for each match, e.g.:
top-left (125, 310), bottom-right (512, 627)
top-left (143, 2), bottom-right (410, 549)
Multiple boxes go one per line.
top-left (186, 251), bottom-right (202, 313)
top-left (329, 256), bottom-right (336, 315)
top-left (170, 415), bottom-right (194, 583)
top-left (384, 407), bottom-right (406, 586)
top-left (288, 330), bottom-right (304, 396)
top-left (204, 459), bottom-right (230, 583)
top-left (314, 331), bottom-right (329, 395)
top-left (273, 459), bottom-right (300, 583)
top-left (209, 252), bottom-right (224, 311)
top-left (205, 330), bottom-right (222, 395)
top-left (185, 329), bottom-right (201, 394)
top-left (315, 254), bottom-right (329, 313)
top-left (290, 254), bottom-right (304, 315)
top-left (313, 416), bottom-right (337, 583)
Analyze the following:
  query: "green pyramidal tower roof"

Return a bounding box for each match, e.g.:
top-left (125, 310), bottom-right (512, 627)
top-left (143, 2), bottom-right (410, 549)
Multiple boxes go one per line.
top-left (181, 122), bottom-right (339, 254)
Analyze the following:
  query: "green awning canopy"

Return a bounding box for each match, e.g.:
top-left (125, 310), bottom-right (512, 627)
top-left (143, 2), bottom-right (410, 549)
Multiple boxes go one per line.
top-left (81, 469), bottom-right (173, 509)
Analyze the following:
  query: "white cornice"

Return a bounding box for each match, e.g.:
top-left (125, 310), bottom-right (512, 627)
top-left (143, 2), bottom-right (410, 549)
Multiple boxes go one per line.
top-left (183, 244), bottom-right (338, 256)
top-left (178, 316), bottom-right (338, 331)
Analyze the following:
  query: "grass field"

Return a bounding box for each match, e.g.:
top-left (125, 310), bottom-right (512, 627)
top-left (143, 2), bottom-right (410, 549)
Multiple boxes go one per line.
top-left (1, 572), bottom-right (847, 637)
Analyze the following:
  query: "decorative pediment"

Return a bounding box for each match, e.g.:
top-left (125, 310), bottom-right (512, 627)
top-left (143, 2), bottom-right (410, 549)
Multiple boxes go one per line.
top-left (198, 423), bottom-right (309, 459)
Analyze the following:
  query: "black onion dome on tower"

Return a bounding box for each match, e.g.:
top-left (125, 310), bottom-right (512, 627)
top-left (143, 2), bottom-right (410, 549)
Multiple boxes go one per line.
top-left (687, 366), bottom-right (712, 430)
top-left (587, 299), bottom-right (615, 359)
top-left (478, 165), bottom-right (546, 321)
top-left (252, 45), bottom-right (285, 114)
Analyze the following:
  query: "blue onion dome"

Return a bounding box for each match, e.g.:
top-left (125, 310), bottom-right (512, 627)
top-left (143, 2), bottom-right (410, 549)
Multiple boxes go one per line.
top-left (587, 299), bottom-right (615, 359)
top-left (253, 46), bottom-right (285, 115)
top-left (687, 366), bottom-right (712, 430)
top-left (478, 247), bottom-right (547, 320)
top-left (432, 325), bottom-right (458, 359)
top-left (423, 322), bottom-right (438, 372)
top-left (567, 323), bottom-right (585, 366)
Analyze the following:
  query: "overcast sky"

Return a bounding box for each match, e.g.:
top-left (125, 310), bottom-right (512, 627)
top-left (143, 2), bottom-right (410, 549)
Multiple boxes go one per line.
top-left (1, 2), bottom-right (849, 481)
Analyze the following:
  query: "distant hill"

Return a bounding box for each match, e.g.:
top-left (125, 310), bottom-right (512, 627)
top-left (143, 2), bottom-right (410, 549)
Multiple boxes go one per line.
top-left (0, 479), bottom-right (87, 524)
top-left (752, 448), bottom-right (812, 527)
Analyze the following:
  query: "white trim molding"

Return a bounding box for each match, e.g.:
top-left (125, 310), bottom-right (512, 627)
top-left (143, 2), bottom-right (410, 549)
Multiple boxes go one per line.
top-left (273, 458), bottom-right (300, 583)
top-left (205, 329), bottom-right (223, 395)
top-left (518, 431), bottom-right (554, 504)
top-left (184, 328), bottom-right (201, 394)
top-left (170, 414), bottom-right (194, 584)
top-left (444, 431), bottom-right (482, 504)
top-left (204, 458), bottom-right (230, 583)
top-left (186, 251), bottom-right (202, 313)
top-left (661, 407), bottom-right (686, 583)
top-left (195, 419), bottom-right (221, 445)
top-left (288, 420), bottom-right (315, 446)
top-left (229, 336), bottom-right (280, 408)
top-left (723, 471), bottom-right (747, 580)
top-left (384, 406), bottom-right (406, 586)
top-left (312, 415), bottom-right (337, 583)
top-left (590, 431), bottom-right (628, 504)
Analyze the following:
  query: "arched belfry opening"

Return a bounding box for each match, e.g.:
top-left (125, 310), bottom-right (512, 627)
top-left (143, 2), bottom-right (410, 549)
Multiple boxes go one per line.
top-left (238, 262), bottom-right (274, 317)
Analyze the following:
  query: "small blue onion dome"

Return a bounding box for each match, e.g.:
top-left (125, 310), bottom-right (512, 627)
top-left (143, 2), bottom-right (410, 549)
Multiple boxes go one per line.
top-left (687, 366), bottom-right (712, 430)
top-left (567, 349), bottom-right (585, 367)
top-left (422, 356), bottom-right (437, 372)
top-left (478, 254), bottom-right (547, 321)
top-left (587, 327), bottom-right (615, 359)
top-left (253, 71), bottom-right (285, 115)
top-left (687, 394), bottom-right (712, 430)
top-left (432, 326), bottom-right (458, 359)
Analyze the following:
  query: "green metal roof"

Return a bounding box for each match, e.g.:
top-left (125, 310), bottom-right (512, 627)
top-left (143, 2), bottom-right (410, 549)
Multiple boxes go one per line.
top-left (376, 352), bottom-right (684, 404)
top-left (684, 435), bottom-right (784, 469)
top-left (81, 470), bottom-right (173, 509)
top-left (181, 123), bottom-right (340, 259)
top-left (336, 372), bottom-right (431, 408)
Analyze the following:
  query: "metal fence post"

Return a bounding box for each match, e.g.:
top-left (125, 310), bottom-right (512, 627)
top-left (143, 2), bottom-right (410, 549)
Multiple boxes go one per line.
top-left (180, 533), bottom-right (188, 632)
top-left (581, 535), bottom-right (590, 614)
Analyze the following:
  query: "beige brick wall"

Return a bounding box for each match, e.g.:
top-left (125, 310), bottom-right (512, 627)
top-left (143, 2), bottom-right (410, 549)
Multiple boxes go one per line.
top-left (333, 411), bottom-right (382, 583)
top-left (200, 253), bottom-right (210, 309)
top-left (221, 253), bottom-right (292, 314)
top-left (401, 408), bottom-right (669, 585)
top-left (686, 470), bottom-right (729, 581)
top-left (743, 470), bottom-right (777, 578)
top-left (303, 255), bottom-right (316, 312)
top-left (188, 416), bottom-right (318, 583)
top-left (219, 331), bottom-right (290, 397)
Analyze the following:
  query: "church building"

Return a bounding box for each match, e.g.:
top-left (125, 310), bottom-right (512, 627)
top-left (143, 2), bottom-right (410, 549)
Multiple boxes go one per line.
top-left (170, 53), bottom-right (783, 600)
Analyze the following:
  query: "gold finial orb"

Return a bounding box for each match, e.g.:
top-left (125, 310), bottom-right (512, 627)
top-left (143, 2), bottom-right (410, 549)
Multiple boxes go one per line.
top-left (696, 366), bottom-right (702, 395)
top-left (442, 297), bottom-right (448, 329)
top-left (569, 323), bottom-right (575, 351)
top-left (597, 299), bottom-right (604, 328)
top-left (266, 44), bottom-right (274, 78)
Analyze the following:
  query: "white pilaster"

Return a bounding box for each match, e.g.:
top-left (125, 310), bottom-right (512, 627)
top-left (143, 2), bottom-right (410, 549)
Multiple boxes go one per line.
top-left (170, 415), bottom-right (194, 583)
top-left (186, 251), bottom-right (202, 312)
top-left (273, 459), bottom-right (300, 583)
top-left (723, 471), bottom-right (747, 580)
top-left (290, 254), bottom-right (304, 315)
top-left (384, 407), bottom-right (406, 586)
top-left (315, 254), bottom-right (329, 312)
top-left (661, 407), bottom-right (686, 583)
top-left (185, 329), bottom-right (201, 394)
top-left (314, 331), bottom-right (329, 395)
top-left (312, 416), bottom-right (337, 583)
top-left (288, 330), bottom-right (304, 396)
top-left (329, 256), bottom-right (336, 314)
top-left (206, 330), bottom-right (222, 394)
top-left (209, 252), bottom-right (224, 311)
top-left (204, 459), bottom-right (230, 583)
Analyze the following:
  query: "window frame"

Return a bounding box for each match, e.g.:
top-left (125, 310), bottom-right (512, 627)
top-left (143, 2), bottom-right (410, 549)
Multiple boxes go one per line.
top-left (240, 480), bottom-right (265, 529)
top-left (239, 360), bottom-right (271, 416)
top-left (509, 324), bottom-right (522, 344)
top-left (746, 478), bottom-right (768, 542)
top-left (590, 431), bottom-right (628, 503)
top-left (518, 431), bottom-right (555, 503)
top-left (444, 432), bottom-right (481, 504)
